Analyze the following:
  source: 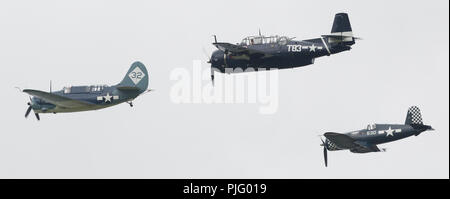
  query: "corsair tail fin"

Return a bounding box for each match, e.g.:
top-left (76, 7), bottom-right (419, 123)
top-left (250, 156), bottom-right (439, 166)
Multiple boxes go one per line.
top-left (405, 106), bottom-right (434, 133)
top-left (405, 106), bottom-right (423, 125)
top-left (117, 61), bottom-right (149, 92)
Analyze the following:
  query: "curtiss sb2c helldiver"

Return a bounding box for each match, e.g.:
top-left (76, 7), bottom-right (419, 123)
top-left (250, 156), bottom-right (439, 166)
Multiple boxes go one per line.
top-left (21, 61), bottom-right (151, 120)
top-left (208, 13), bottom-right (359, 83)
top-left (320, 106), bottom-right (434, 167)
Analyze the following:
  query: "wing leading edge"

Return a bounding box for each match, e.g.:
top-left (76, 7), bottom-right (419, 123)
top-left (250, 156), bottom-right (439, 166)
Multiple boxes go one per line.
top-left (23, 89), bottom-right (94, 108)
top-left (213, 42), bottom-right (271, 59)
top-left (324, 132), bottom-right (380, 153)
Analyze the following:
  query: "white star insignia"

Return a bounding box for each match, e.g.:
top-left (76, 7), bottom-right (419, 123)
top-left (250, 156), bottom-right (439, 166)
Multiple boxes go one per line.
top-left (385, 126), bottom-right (394, 137)
top-left (104, 93), bottom-right (112, 102)
top-left (309, 44), bottom-right (317, 52)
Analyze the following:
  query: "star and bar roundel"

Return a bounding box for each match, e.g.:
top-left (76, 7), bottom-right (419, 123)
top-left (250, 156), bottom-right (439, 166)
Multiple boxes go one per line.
top-left (96, 93), bottom-right (119, 103)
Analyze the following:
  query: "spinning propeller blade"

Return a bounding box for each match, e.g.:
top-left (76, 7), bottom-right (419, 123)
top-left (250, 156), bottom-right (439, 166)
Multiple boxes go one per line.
top-left (25, 97), bottom-right (39, 121)
top-left (323, 144), bottom-right (328, 167)
top-left (320, 137), bottom-right (328, 167)
top-left (211, 67), bottom-right (215, 86)
top-left (25, 105), bottom-right (32, 118)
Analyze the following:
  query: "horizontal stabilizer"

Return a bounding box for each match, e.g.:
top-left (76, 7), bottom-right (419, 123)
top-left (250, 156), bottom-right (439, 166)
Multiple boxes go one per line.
top-left (116, 86), bottom-right (140, 91)
top-left (321, 34), bottom-right (356, 43)
top-left (353, 141), bottom-right (381, 153)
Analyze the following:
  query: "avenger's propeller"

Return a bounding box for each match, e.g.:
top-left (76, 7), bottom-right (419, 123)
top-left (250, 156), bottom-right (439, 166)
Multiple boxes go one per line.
top-left (211, 67), bottom-right (215, 86)
top-left (320, 137), bottom-right (328, 167)
top-left (203, 47), bottom-right (215, 85)
top-left (203, 43), bottom-right (215, 86)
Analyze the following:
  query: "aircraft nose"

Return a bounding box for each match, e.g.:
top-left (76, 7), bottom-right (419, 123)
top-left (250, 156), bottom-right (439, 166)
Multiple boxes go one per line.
top-left (210, 50), bottom-right (225, 72)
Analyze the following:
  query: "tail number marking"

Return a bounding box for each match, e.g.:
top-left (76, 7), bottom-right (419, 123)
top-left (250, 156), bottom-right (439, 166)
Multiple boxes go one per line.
top-left (128, 67), bottom-right (145, 85)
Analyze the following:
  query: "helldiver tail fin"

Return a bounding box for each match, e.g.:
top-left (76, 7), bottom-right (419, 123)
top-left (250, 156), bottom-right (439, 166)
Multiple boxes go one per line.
top-left (117, 61), bottom-right (149, 92)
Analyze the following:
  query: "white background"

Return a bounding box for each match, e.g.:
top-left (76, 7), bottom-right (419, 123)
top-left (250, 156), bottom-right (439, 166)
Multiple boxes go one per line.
top-left (0, 0), bottom-right (448, 178)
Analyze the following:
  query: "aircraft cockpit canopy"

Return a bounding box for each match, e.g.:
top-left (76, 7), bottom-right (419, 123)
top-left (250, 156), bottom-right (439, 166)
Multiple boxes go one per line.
top-left (367, 124), bottom-right (377, 130)
top-left (63, 85), bottom-right (108, 94)
top-left (240, 35), bottom-right (290, 46)
top-left (90, 85), bottom-right (108, 92)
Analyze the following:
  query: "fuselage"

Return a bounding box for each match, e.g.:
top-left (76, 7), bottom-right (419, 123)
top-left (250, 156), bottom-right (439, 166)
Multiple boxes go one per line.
top-left (326, 123), bottom-right (427, 152)
top-left (210, 37), bottom-right (352, 73)
top-left (31, 85), bottom-right (140, 114)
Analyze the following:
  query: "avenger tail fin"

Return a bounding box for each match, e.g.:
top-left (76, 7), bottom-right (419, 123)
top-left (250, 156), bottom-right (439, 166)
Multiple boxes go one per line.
top-left (331, 13), bottom-right (353, 35)
top-left (322, 13), bottom-right (356, 46)
top-left (117, 61), bottom-right (149, 92)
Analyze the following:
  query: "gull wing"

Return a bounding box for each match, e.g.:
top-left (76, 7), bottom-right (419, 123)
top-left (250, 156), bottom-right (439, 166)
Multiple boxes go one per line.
top-left (324, 132), bottom-right (380, 153)
top-left (324, 132), bottom-right (356, 149)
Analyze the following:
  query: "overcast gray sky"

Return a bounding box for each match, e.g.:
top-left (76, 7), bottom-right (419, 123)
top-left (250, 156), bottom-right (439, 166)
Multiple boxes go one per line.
top-left (0, 0), bottom-right (448, 178)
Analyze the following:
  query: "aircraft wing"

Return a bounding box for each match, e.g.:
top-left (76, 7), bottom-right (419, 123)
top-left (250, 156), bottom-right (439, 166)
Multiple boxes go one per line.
top-left (324, 132), bottom-right (380, 153)
top-left (324, 132), bottom-right (356, 149)
top-left (213, 42), bottom-right (270, 59)
top-left (23, 89), bottom-right (95, 108)
top-left (353, 141), bottom-right (381, 153)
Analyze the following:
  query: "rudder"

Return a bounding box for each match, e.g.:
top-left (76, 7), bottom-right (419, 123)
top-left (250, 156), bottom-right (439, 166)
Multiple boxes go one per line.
top-left (117, 61), bottom-right (149, 92)
top-left (405, 106), bottom-right (423, 125)
top-left (323, 13), bottom-right (356, 47)
top-left (331, 13), bottom-right (353, 34)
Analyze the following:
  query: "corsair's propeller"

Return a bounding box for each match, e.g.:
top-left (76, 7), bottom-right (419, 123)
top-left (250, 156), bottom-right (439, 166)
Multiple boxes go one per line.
top-left (323, 143), bottom-right (328, 167)
top-left (320, 137), bottom-right (328, 167)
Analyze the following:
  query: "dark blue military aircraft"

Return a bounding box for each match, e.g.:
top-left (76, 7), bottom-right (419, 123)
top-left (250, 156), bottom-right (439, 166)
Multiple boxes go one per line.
top-left (209, 13), bottom-right (358, 83)
top-left (320, 106), bottom-right (434, 167)
top-left (22, 61), bottom-right (150, 120)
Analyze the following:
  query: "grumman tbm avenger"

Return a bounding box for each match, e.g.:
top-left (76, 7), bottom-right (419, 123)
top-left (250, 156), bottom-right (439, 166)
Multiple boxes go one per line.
top-left (320, 106), bottom-right (434, 167)
top-left (208, 13), bottom-right (359, 83)
top-left (21, 61), bottom-right (150, 120)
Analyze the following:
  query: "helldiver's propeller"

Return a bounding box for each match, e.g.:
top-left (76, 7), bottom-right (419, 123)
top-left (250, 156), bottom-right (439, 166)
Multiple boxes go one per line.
top-left (24, 97), bottom-right (40, 121)
top-left (25, 103), bottom-right (32, 118)
top-left (320, 137), bottom-right (328, 167)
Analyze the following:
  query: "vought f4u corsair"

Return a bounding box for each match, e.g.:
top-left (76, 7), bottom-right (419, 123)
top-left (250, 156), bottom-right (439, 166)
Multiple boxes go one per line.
top-left (320, 106), bottom-right (434, 167)
top-left (209, 13), bottom-right (359, 83)
top-left (22, 61), bottom-right (150, 120)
